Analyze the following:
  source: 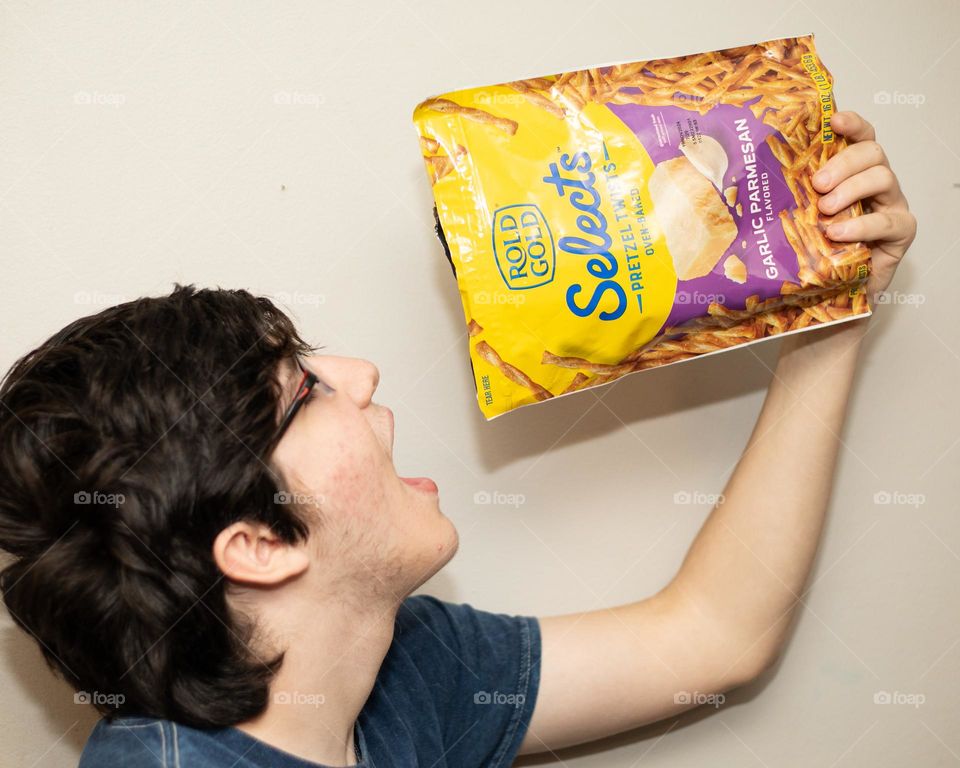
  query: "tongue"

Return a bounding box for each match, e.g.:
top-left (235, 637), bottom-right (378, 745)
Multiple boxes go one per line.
top-left (400, 476), bottom-right (438, 493)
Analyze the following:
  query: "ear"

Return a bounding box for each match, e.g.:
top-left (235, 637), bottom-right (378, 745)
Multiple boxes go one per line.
top-left (212, 521), bottom-right (309, 586)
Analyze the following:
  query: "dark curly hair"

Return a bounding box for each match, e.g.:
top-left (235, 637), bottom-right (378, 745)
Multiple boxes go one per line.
top-left (0, 285), bottom-right (315, 727)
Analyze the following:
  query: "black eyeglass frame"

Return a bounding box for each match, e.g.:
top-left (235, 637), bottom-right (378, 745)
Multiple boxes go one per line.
top-left (274, 359), bottom-right (335, 444)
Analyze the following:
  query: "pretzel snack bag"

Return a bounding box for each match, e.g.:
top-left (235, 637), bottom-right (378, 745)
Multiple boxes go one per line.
top-left (413, 34), bottom-right (871, 419)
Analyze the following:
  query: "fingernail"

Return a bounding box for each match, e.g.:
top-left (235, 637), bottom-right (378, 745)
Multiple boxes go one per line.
top-left (821, 192), bottom-right (837, 209)
top-left (828, 222), bottom-right (847, 238)
top-left (815, 170), bottom-right (831, 187)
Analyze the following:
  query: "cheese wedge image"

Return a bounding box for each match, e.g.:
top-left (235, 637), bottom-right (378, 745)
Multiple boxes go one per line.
top-left (723, 253), bottom-right (748, 284)
top-left (648, 156), bottom-right (739, 281)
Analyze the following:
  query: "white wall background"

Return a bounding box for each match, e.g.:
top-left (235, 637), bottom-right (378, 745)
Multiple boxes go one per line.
top-left (1, 1), bottom-right (957, 765)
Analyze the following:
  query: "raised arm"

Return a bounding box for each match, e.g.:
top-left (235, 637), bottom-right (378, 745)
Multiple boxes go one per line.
top-left (520, 111), bottom-right (917, 754)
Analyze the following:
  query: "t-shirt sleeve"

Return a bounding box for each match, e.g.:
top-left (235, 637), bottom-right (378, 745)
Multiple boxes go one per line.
top-left (393, 594), bottom-right (541, 768)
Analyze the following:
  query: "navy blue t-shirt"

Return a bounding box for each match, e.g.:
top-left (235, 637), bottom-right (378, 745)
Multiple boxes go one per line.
top-left (78, 594), bottom-right (541, 767)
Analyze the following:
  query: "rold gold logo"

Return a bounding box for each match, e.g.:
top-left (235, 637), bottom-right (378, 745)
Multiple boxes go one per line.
top-left (492, 205), bottom-right (555, 291)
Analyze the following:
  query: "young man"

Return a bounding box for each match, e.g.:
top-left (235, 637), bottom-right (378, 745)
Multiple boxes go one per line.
top-left (0, 111), bottom-right (915, 767)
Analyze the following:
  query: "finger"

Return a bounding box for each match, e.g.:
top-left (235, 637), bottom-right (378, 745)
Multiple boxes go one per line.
top-left (812, 140), bottom-right (889, 193)
top-left (818, 164), bottom-right (902, 214)
top-left (831, 111), bottom-right (876, 143)
top-left (825, 209), bottom-right (917, 253)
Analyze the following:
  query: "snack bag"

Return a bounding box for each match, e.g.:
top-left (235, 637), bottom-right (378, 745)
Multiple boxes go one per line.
top-left (413, 34), bottom-right (871, 419)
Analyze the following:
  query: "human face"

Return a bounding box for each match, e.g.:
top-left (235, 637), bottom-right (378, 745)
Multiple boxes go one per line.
top-left (270, 355), bottom-right (459, 599)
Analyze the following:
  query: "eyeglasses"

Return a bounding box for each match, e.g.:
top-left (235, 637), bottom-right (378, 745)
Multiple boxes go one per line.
top-left (274, 358), bottom-right (335, 444)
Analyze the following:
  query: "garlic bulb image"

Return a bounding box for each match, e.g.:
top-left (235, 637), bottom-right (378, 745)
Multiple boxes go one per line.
top-left (680, 133), bottom-right (729, 193)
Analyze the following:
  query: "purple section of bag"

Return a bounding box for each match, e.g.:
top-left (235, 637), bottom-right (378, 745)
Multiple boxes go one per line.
top-left (607, 93), bottom-right (800, 330)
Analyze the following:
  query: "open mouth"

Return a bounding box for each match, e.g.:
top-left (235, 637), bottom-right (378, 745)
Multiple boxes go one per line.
top-left (399, 476), bottom-right (438, 494)
top-left (371, 403), bottom-right (395, 458)
top-left (383, 407), bottom-right (436, 494)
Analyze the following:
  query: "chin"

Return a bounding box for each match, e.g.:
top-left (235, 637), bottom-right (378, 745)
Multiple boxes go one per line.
top-left (409, 518), bottom-right (459, 591)
top-left (431, 514), bottom-right (459, 567)
top-left (441, 517), bottom-right (460, 560)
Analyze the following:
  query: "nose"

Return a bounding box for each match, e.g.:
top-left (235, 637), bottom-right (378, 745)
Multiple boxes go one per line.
top-left (353, 358), bottom-right (380, 407)
top-left (310, 355), bottom-right (379, 408)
